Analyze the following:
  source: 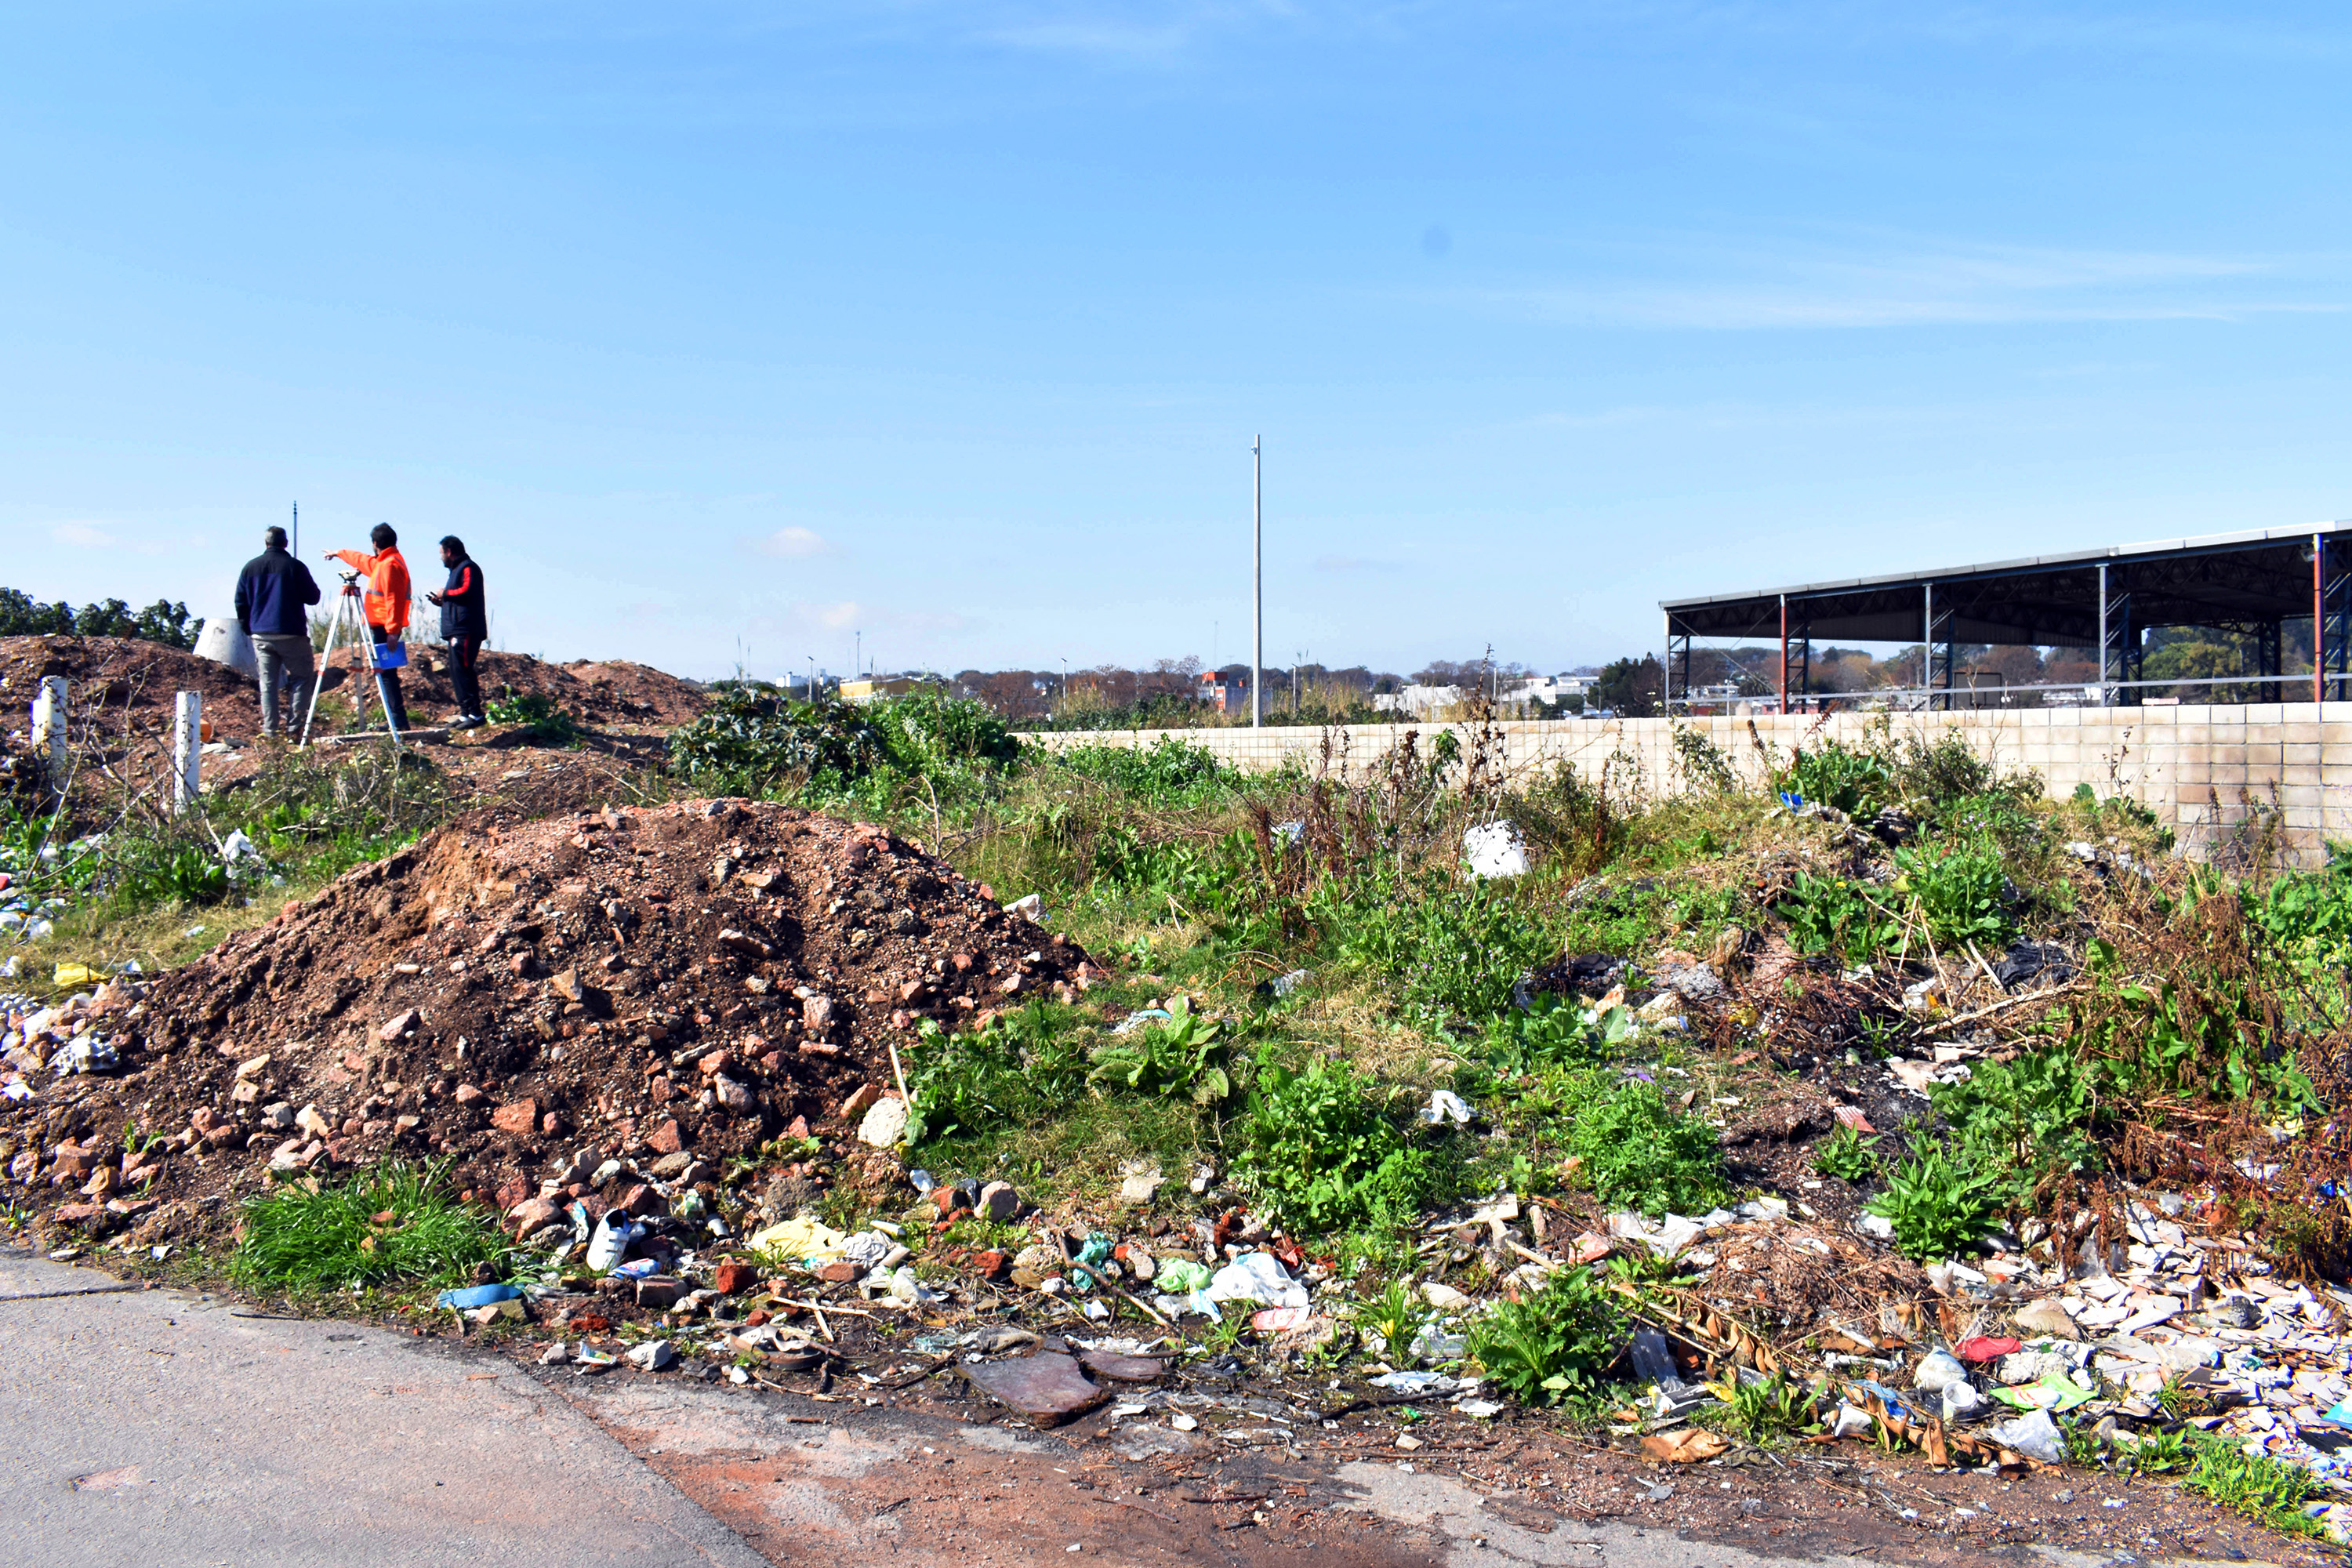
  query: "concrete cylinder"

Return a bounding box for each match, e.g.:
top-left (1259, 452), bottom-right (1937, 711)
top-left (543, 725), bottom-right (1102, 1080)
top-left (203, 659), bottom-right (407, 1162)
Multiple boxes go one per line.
top-left (193, 615), bottom-right (258, 677)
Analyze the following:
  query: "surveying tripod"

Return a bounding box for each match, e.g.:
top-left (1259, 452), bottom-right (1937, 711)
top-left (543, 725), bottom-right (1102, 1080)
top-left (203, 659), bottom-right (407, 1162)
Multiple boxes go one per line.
top-left (298, 571), bottom-right (406, 749)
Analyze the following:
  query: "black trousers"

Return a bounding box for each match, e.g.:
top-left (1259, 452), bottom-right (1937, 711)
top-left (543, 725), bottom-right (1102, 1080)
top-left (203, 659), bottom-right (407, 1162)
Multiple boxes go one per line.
top-left (449, 635), bottom-right (485, 718)
top-left (367, 626), bottom-right (412, 732)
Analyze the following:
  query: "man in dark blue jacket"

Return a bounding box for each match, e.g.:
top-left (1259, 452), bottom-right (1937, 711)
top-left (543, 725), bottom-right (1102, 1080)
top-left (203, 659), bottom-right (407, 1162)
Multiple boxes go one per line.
top-left (234, 525), bottom-right (322, 738)
top-left (426, 535), bottom-right (488, 728)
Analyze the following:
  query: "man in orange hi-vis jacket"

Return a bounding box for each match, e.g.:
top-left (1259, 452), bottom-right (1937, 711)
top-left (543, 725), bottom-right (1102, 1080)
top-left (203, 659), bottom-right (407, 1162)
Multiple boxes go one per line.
top-left (328, 522), bottom-right (414, 733)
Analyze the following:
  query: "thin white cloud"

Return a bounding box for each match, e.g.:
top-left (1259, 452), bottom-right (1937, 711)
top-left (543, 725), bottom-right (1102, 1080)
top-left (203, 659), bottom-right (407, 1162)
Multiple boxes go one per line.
top-left (985, 19), bottom-right (1191, 56)
top-left (51, 521), bottom-right (117, 548)
top-left (756, 526), bottom-right (832, 557)
top-left (1446, 234), bottom-right (2343, 332)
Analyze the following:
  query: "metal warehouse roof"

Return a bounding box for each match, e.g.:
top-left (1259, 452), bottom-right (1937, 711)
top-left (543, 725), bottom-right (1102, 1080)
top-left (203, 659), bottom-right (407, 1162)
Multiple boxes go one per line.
top-left (1661, 522), bottom-right (2352, 648)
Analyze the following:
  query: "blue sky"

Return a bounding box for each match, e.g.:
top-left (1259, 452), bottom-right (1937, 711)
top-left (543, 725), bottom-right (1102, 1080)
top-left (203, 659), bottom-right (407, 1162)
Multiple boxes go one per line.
top-left (5, 2), bottom-right (2348, 682)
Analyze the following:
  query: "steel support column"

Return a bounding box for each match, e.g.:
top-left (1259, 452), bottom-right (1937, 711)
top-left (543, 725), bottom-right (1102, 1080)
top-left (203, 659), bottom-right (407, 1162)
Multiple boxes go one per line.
top-left (1778, 594), bottom-right (1789, 716)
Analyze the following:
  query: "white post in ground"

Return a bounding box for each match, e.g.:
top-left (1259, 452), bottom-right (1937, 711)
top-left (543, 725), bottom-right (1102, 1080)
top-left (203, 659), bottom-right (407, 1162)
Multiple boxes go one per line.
top-left (1250, 435), bottom-right (1263, 729)
top-left (31, 676), bottom-right (68, 800)
top-left (172, 690), bottom-right (202, 816)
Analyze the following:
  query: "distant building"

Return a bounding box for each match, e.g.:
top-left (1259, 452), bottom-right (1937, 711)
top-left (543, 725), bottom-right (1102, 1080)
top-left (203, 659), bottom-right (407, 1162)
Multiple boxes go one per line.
top-left (1369, 684), bottom-right (1463, 717)
top-left (840, 676), bottom-right (922, 705)
top-left (1197, 670), bottom-right (1252, 713)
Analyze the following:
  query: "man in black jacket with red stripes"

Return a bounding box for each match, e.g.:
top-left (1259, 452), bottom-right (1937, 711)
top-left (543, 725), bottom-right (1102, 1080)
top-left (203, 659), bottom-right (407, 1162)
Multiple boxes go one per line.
top-left (426, 536), bottom-right (488, 729)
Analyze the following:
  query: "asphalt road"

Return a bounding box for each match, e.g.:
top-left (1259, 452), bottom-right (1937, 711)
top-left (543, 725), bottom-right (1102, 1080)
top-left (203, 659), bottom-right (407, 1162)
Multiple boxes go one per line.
top-left (0, 1250), bottom-right (764, 1568)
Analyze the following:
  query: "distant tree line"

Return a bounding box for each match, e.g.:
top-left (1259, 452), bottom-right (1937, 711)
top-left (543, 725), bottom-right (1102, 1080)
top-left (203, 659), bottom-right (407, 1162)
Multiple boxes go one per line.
top-left (0, 588), bottom-right (203, 650)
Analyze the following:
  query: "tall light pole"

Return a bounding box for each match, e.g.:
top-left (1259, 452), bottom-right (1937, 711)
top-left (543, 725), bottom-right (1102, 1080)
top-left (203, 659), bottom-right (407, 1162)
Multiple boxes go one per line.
top-left (1251, 436), bottom-right (1263, 728)
top-left (807, 655), bottom-right (817, 702)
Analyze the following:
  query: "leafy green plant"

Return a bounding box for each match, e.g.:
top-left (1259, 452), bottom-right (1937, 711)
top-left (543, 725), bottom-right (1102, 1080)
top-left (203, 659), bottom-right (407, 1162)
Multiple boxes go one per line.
top-left (902, 1006), bottom-right (1088, 1146)
top-left (1812, 1124), bottom-right (1880, 1181)
top-left (230, 1162), bottom-right (510, 1292)
top-left (1704, 1369), bottom-right (1818, 1445)
top-left (1561, 1076), bottom-right (1725, 1218)
top-left (1892, 843), bottom-right (2011, 949)
top-left (668, 688), bottom-right (889, 792)
top-left (1086, 996), bottom-right (1232, 1104)
top-left (1929, 1047), bottom-right (2102, 1197)
top-left (1468, 1266), bottom-right (1626, 1406)
top-left (1056, 737), bottom-right (1241, 807)
top-left (1239, 1053), bottom-right (1434, 1233)
top-left (2122, 1426), bottom-right (2194, 1475)
top-left (1475, 995), bottom-right (1630, 1076)
top-left (2183, 1431), bottom-right (2325, 1536)
top-left (1328, 869), bottom-right (1557, 1025)
top-left (1785, 742), bottom-right (1893, 818)
top-left (1360, 1277), bottom-right (1428, 1359)
top-left (1777, 872), bottom-right (1900, 961)
top-left (1864, 1144), bottom-right (2004, 1261)
top-left (485, 689), bottom-right (582, 744)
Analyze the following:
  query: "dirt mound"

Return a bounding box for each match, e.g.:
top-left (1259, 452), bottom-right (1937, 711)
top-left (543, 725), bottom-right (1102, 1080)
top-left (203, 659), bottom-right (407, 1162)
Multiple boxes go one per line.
top-left (459, 653), bottom-right (708, 728)
top-left (0, 635), bottom-right (708, 739)
top-left (1, 800), bottom-right (1094, 1242)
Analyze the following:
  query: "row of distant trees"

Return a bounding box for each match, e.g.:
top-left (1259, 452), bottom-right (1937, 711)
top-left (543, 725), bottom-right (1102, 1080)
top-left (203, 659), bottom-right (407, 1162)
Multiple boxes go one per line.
top-left (0, 588), bottom-right (201, 649)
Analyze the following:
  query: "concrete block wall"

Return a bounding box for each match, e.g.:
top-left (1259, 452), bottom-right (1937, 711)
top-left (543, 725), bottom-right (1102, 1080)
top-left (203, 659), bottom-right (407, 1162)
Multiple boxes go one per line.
top-left (1024, 704), bottom-right (2352, 864)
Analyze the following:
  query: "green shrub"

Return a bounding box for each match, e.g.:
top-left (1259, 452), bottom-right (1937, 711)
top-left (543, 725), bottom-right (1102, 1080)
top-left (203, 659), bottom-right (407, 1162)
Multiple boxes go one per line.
top-left (903, 1005), bottom-right (1088, 1147)
top-left (0, 586), bottom-right (200, 648)
top-left (1787, 742), bottom-right (1893, 818)
top-left (1086, 995), bottom-right (1232, 1104)
top-left (1468, 1266), bottom-right (1626, 1406)
top-left (1562, 1077), bottom-right (1724, 1217)
top-left (1893, 842), bottom-right (2010, 949)
top-left (1056, 738), bottom-right (1240, 807)
top-left (230, 1162), bottom-right (510, 1292)
top-left (1776, 872), bottom-right (1900, 961)
top-left (1929, 1047), bottom-right (2102, 1195)
top-left (485, 690), bottom-right (582, 743)
top-left (1864, 1145), bottom-right (2004, 1261)
top-left (1240, 1054), bottom-right (1434, 1234)
top-left (668, 689), bottom-right (887, 791)
top-left (1892, 731), bottom-right (1996, 809)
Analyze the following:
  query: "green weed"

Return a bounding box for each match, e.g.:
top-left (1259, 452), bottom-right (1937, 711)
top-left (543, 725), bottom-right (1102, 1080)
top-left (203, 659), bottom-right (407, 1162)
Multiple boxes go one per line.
top-left (2183, 1432), bottom-right (2326, 1536)
top-left (1240, 1052), bottom-right (1437, 1234)
top-left (1704, 1369), bottom-right (1819, 1446)
top-left (1560, 1076), bottom-right (1724, 1218)
top-left (485, 689), bottom-right (582, 744)
top-left (1892, 842), bottom-right (2011, 949)
top-left (1864, 1144), bottom-right (2004, 1261)
top-left (1777, 873), bottom-right (1900, 962)
top-left (230, 1162), bottom-right (510, 1293)
top-left (1360, 1277), bottom-right (1428, 1359)
top-left (1468, 1266), bottom-right (1626, 1406)
top-left (1086, 995), bottom-right (1232, 1104)
top-left (1811, 1124), bottom-right (1879, 1181)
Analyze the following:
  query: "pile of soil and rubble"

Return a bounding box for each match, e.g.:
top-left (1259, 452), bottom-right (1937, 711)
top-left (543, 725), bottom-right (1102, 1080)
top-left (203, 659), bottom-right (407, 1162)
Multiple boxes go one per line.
top-left (0, 798), bottom-right (1094, 1245)
top-left (0, 634), bottom-right (708, 741)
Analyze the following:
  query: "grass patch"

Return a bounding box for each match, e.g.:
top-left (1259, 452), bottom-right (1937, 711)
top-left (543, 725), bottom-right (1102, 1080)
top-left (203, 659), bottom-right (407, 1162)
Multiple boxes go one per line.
top-left (2183, 1432), bottom-right (2328, 1537)
top-left (229, 1162), bottom-right (511, 1294)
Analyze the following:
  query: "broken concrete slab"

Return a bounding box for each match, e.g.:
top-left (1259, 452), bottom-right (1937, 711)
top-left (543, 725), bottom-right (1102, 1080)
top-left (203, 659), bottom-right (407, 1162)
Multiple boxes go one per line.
top-left (958, 1352), bottom-right (1106, 1426)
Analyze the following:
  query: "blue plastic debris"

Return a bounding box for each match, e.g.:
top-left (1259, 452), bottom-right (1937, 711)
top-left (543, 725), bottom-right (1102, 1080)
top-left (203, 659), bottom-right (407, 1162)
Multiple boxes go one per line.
top-left (436, 1283), bottom-right (521, 1309)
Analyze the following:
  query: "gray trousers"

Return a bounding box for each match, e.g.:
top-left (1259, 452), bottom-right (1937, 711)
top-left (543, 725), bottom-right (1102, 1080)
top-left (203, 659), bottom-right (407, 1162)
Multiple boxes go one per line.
top-left (252, 633), bottom-right (316, 735)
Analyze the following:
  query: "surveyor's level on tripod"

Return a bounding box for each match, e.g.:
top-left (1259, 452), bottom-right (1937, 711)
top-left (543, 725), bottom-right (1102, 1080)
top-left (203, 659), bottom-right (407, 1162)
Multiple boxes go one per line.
top-left (300, 522), bottom-right (413, 746)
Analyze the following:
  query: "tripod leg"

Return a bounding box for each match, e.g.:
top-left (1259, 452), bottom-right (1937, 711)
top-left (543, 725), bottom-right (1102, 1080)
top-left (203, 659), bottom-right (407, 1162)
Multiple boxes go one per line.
top-left (299, 601), bottom-right (345, 748)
